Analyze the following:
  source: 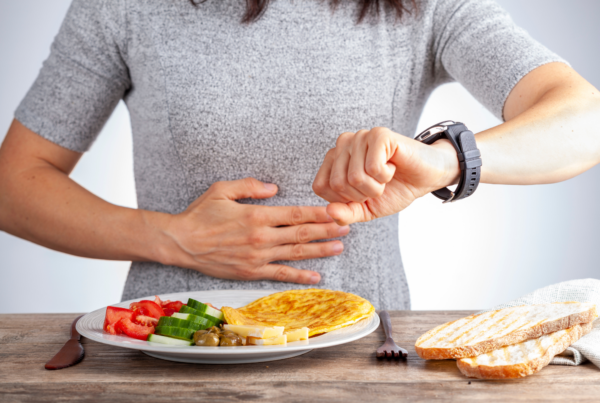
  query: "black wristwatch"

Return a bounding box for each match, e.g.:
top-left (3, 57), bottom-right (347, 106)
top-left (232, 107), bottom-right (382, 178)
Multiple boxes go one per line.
top-left (414, 121), bottom-right (482, 203)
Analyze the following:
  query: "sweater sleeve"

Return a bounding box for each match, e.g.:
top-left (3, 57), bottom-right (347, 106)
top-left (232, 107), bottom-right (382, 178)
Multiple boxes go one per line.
top-left (430, 0), bottom-right (567, 121)
top-left (14, 0), bottom-right (130, 152)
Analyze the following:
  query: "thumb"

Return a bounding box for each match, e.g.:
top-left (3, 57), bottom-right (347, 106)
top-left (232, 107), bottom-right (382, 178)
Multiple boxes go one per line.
top-left (326, 202), bottom-right (374, 226)
top-left (209, 177), bottom-right (278, 200)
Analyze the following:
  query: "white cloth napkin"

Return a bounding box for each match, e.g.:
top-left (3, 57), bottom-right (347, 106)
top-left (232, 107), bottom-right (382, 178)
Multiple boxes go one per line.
top-left (487, 278), bottom-right (600, 368)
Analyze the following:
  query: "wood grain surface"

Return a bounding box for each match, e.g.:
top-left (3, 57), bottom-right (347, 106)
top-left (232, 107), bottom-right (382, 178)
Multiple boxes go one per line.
top-left (1, 311), bottom-right (599, 402)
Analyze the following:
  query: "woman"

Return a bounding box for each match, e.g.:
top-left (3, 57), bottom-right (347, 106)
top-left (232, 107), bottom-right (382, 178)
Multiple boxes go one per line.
top-left (0, 0), bottom-right (598, 310)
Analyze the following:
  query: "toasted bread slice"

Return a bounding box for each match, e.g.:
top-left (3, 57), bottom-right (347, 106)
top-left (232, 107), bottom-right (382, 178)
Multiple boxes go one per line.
top-left (415, 302), bottom-right (597, 360)
top-left (457, 321), bottom-right (593, 379)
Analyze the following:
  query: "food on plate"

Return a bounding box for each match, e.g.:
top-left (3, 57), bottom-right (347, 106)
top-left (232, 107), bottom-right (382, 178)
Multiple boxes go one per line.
top-left (103, 290), bottom-right (374, 348)
top-left (415, 302), bottom-right (598, 360)
top-left (180, 305), bottom-right (223, 327)
top-left (222, 324), bottom-right (285, 339)
top-left (187, 298), bottom-right (225, 322)
top-left (222, 289), bottom-right (375, 337)
top-left (171, 312), bottom-right (215, 329)
top-left (116, 317), bottom-right (155, 340)
top-left (284, 327), bottom-right (309, 342)
top-left (247, 334), bottom-right (287, 346)
top-left (148, 334), bottom-right (194, 346)
top-left (194, 330), bottom-right (221, 346)
top-left (193, 326), bottom-right (244, 347)
top-left (457, 321), bottom-right (593, 379)
top-left (220, 332), bottom-right (244, 347)
top-left (130, 300), bottom-right (165, 324)
top-left (153, 296), bottom-right (184, 317)
top-left (103, 296), bottom-right (186, 341)
top-left (157, 316), bottom-right (205, 331)
top-left (102, 296), bottom-right (223, 345)
top-left (103, 306), bottom-right (134, 335)
top-left (155, 326), bottom-right (196, 340)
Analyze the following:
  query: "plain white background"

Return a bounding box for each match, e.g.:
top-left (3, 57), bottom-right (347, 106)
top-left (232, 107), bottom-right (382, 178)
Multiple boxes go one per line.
top-left (0, 0), bottom-right (598, 313)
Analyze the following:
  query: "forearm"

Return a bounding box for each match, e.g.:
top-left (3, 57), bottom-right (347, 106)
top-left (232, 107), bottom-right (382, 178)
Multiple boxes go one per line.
top-left (0, 159), bottom-right (173, 263)
top-left (314, 65), bottom-right (600, 225)
top-left (476, 74), bottom-right (600, 185)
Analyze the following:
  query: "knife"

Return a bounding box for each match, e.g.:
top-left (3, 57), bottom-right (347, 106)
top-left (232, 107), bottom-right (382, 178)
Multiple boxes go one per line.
top-left (45, 315), bottom-right (85, 370)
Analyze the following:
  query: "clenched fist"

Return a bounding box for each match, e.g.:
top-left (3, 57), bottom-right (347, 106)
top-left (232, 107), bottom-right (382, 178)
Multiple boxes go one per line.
top-left (312, 127), bottom-right (460, 225)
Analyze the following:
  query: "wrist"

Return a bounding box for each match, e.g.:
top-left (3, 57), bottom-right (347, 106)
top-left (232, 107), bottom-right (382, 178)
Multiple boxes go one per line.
top-left (139, 209), bottom-right (185, 266)
top-left (431, 139), bottom-right (461, 188)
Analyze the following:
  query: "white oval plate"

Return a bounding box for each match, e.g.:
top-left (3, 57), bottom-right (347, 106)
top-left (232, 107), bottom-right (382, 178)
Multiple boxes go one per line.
top-left (77, 289), bottom-right (379, 364)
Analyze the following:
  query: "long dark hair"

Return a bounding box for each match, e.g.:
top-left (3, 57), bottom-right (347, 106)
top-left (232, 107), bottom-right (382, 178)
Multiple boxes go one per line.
top-left (188, 0), bottom-right (416, 24)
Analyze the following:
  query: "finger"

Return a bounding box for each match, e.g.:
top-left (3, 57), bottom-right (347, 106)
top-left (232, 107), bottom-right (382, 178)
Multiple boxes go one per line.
top-left (272, 222), bottom-right (350, 246)
top-left (257, 264), bottom-right (322, 285)
top-left (326, 202), bottom-right (374, 226)
top-left (348, 132), bottom-right (386, 198)
top-left (256, 205), bottom-right (334, 227)
top-left (207, 177), bottom-right (278, 200)
top-left (271, 240), bottom-right (344, 261)
top-left (313, 149), bottom-right (351, 203)
top-left (330, 149), bottom-right (370, 202)
top-left (365, 132), bottom-right (397, 184)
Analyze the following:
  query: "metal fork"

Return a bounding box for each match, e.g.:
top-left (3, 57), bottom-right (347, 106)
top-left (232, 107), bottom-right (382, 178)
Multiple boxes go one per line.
top-left (376, 310), bottom-right (408, 359)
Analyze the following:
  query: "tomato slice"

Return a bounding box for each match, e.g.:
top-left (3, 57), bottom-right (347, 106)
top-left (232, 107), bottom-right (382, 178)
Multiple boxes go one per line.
top-left (154, 295), bottom-right (171, 307)
top-left (132, 307), bottom-right (159, 326)
top-left (115, 318), bottom-right (155, 340)
top-left (129, 300), bottom-right (165, 319)
top-left (163, 308), bottom-right (176, 317)
top-left (103, 306), bottom-right (134, 335)
top-left (163, 301), bottom-right (184, 312)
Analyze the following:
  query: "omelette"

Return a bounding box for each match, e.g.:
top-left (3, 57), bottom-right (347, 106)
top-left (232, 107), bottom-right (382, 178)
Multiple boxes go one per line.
top-left (221, 289), bottom-right (375, 337)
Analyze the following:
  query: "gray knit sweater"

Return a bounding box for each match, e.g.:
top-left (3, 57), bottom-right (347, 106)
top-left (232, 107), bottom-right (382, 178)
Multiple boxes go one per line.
top-left (15, 0), bottom-right (563, 309)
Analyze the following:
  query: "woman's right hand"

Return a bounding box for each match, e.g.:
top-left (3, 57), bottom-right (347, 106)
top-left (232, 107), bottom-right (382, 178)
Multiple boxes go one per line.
top-left (160, 177), bottom-right (349, 285)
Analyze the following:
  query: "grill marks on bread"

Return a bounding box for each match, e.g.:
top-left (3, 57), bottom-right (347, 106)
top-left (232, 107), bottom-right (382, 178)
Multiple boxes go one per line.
top-left (457, 321), bottom-right (593, 379)
top-left (415, 302), bottom-right (597, 360)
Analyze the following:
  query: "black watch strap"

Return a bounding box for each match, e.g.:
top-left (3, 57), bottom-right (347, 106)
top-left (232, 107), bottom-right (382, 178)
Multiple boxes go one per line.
top-left (414, 121), bottom-right (482, 203)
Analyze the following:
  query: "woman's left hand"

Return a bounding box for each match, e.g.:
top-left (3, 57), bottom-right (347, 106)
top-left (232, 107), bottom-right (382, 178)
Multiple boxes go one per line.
top-left (312, 127), bottom-right (460, 225)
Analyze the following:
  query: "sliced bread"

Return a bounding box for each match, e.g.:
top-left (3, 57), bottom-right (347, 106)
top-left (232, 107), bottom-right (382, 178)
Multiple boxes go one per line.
top-left (415, 302), bottom-right (597, 360)
top-left (457, 321), bottom-right (593, 379)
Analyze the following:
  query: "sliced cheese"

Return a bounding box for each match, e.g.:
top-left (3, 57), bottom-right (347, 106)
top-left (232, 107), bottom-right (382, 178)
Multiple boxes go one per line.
top-left (247, 334), bottom-right (287, 346)
top-left (223, 324), bottom-right (284, 338)
top-left (285, 327), bottom-right (309, 342)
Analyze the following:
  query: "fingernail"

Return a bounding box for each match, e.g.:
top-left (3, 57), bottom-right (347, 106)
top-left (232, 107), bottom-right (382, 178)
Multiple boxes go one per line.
top-left (333, 243), bottom-right (344, 254)
top-left (338, 225), bottom-right (350, 236)
top-left (326, 214), bottom-right (334, 222)
top-left (264, 183), bottom-right (277, 192)
top-left (309, 275), bottom-right (320, 284)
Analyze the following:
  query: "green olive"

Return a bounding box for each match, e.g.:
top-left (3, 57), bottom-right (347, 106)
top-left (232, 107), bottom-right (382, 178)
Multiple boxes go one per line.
top-left (194, 331), bottom-right (220, 347)
top-left (193, 330), bottom-right (208, 345)
top-left (222, 330), bottom-right (236, 337)
top-left (220, 334), bottom-right (243, 346)
top-left (207, 326), bottom-right (222, 334)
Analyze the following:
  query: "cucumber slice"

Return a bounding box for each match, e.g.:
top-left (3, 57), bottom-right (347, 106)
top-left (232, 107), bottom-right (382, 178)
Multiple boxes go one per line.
top-left (157, 316), bottom-right (203, 331)
top-left (147, 334), bottom-right (193, 346)
top-left (179, 305), bottom-right (223, 325)
top-left (186, 299), bottom-right (225, 321)
top-left (171, 313), bottom-right (214, 329)
top-left (155, 326), bottom-right (195, 341)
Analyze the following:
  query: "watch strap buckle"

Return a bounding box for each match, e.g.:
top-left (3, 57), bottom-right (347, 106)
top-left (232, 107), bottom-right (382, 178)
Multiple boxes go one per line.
top-left (414, 121), bottom-right (482, 203)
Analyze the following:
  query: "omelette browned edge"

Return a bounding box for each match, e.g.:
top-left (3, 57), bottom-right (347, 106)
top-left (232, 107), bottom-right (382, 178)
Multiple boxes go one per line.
top-left (221, 289), bottom-right (375, 337)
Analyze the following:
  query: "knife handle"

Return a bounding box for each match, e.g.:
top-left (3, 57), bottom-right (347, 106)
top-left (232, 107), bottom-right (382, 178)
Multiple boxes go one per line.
top-left (380, 310), bottom-right (393, 340)
top-left (70, 315), bottom-right (84, 340)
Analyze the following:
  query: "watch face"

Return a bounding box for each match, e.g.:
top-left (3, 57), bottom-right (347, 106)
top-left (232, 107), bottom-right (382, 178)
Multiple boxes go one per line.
top-left (414, 120), bottom-right (455, 144)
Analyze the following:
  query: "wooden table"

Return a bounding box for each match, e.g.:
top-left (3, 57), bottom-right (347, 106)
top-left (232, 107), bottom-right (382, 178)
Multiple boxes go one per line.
top-left (2, 311), bottom-right (599, 402)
